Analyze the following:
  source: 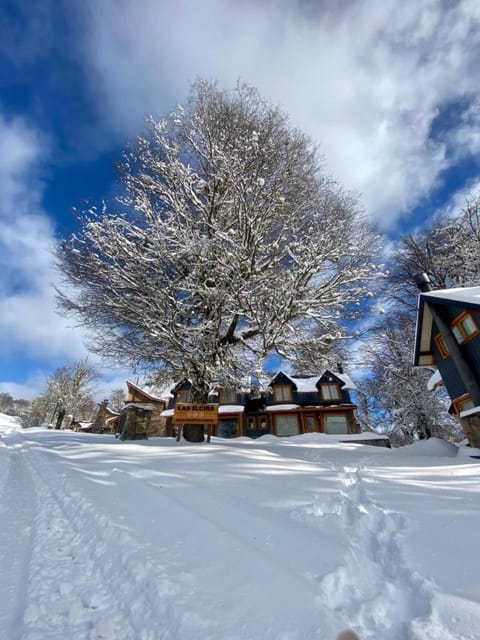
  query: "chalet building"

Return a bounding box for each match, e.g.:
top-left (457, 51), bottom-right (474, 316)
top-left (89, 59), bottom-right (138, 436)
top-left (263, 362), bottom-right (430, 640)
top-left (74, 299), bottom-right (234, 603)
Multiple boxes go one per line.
top-left (159, 370), bottom-right (362, 439)
top-left (116, 381), bottom-right (170, 440)
top-left (414, 283), bottom-right (480, 448)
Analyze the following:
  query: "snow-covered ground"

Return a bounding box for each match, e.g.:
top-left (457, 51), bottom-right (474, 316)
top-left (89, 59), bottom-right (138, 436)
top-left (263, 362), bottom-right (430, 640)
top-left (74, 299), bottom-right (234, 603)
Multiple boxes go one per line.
top-left (1, 413), bottom-right (479, 640)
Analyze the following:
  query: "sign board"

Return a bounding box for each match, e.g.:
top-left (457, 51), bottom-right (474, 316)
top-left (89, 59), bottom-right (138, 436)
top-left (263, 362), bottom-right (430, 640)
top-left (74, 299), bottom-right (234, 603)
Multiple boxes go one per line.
top-left (172, 403), bottom-right (219, 425)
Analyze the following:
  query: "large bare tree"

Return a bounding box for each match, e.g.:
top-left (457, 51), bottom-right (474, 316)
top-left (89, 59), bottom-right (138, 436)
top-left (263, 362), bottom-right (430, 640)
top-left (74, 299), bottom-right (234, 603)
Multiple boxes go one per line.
top-left (58, 80), bottom-right (379, 437)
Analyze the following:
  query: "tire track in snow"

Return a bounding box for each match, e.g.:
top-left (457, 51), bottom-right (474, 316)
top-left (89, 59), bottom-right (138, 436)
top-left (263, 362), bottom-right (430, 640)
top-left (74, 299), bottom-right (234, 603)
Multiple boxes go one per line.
top-left (24, 449), bottom-right (202, 640)
top-left (0, 447), bottom-right (37, 640)
top-left (318, 466), bottom-right (433, 640)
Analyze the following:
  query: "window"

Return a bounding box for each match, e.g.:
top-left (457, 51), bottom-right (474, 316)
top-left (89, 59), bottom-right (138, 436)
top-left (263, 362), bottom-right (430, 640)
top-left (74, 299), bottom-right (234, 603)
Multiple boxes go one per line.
top-left (434, 333), bottom-right (449, 359)
top-left (273, 385), bottom-right (293, 402)
top-left (324, 414), bottom-right (349, 434)
top-left (321, 384), bottom-right (341, 401)
top-left (219, 389), bottom-right (237, 404)
top-left (453, 394), bottom-right (476, 415)
top-left (275, 414), bottom-right (299, 436)
top-left (218, 418), bottom-right (239, 438)
top-left (451, 313), bottom-right (480, 344)
top-left (177, 390), bottom-right (192, 403)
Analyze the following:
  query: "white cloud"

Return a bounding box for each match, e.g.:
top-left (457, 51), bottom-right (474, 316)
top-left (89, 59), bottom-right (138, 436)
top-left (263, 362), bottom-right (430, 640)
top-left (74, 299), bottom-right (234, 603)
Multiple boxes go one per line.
top-left (0, 114), bottom-right (96, 373)
top-left (0, 373), bottom-right (48, 401)
top-left (82, 0), bottom-right (480, 227)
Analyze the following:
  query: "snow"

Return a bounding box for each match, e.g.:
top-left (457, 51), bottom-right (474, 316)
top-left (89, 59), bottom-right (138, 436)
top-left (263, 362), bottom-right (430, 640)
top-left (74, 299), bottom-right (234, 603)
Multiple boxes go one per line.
top-left (265, 403), bottom-right (300, 411)
top-left (460, 405), bottom-right (480, 418)
top-left (427, 369), bottom-right (443, 391)
top-left (421, 286), bottom-right (480, 307)
top-left (123, 403), bottom-right (154, 411)
top-left (1, 413), bottom-right (480, 639)
top-left (218, 404), bottom-right (245, 413)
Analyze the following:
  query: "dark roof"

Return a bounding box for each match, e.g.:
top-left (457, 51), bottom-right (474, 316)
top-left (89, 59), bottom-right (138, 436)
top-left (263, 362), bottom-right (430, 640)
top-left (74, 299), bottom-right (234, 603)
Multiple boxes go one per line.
top-left (414, 286), bottom-right (480, 366)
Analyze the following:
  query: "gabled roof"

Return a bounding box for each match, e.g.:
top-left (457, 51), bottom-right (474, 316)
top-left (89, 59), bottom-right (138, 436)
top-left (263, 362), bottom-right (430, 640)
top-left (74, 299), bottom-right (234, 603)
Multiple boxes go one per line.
top-left (126, 380), bottom-right (168, 403)
top-left (268, 370), bottom-right (356, 391)
top-left (419, 286), bottom-right (480, 308)
top-left (414, 286), bottom-right (480, 366)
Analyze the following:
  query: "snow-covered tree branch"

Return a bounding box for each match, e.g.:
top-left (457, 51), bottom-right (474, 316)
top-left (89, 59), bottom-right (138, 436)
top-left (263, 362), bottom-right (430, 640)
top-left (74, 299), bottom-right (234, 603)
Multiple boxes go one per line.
top-left (58, 80), bottom-right (380, 400)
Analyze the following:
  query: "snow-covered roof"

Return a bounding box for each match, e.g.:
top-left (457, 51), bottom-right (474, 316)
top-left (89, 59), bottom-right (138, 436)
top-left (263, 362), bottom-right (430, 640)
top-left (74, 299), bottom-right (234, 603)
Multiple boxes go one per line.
top-left (160, 408), bottom-right (175, 417)
top-left (460, 405), bottom-right (480, 418)
top-left (289, 376), bottom-right (320, 392)
top-left (269, 371), bottom-right (356, 391)
top-left (105, 416), bottom-right (120, 425)
top-left (334, 372), bottom-right (356, 390)
top-left (127, 380), bottom-right (172, 402)
top-left (427, 369), bottom-right (443, 391)
top-left (414, 285), bottom-right (480, 367)
top-left (421, 286), bottom-right (480, 307)
top-left (123, 403), bottom-right (154, 411)
top-left (218, 405), bottom-right (244, 414)
top-left (78, 422), bottom-right (94, 430)
top-left (266, 404), bottom-right (300, 412)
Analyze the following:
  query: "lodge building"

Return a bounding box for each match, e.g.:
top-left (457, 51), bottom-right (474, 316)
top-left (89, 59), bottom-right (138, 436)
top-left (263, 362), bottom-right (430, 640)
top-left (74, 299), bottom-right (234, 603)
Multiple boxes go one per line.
top-left (156, 369), bottom-right (361, 439)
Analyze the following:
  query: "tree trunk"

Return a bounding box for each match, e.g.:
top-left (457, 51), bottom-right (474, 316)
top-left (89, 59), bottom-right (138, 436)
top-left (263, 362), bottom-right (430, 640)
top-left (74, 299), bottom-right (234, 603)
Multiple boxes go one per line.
top-left (182, 382), bottom-right (209, 443)
top-left (183, 424), bottom-right (205, 442)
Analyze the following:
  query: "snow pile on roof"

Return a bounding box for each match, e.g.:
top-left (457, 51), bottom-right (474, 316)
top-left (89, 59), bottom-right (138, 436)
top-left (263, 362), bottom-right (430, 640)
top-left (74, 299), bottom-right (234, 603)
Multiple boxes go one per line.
top-left (289, 376), bottom-right (321, 392)
top-left (427, 369), bottom-right (443, 391)
top-left (123, 403), bottom-right (154, 411)
top-left (423, 286), bottom-right (480, 306)
top-left (218, 405), bottom-right (245, 414)
top-left (266, 404), bottom-right (300, 412)
top-left (271, 371), bottom-right (356, 391)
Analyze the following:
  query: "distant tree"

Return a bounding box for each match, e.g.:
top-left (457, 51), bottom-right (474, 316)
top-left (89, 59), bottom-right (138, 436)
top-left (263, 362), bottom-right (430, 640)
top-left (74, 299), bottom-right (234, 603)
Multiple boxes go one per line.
top-left (390, 194), bottom-right (480, 309)
top-left (0, 392), bottom-right (15, 415)
top-left (58, 80), bottom-right (380, 440)
top-left (357, 312), bottom-right (462, 444)
top-left (356, 193), bottom-right (480, 444)
top-left (291, 334), bottom-right (347, 376)
top-left (22, 360), bottom-right (98, 429)
top-left (109, 388), bottom-right (126, 412)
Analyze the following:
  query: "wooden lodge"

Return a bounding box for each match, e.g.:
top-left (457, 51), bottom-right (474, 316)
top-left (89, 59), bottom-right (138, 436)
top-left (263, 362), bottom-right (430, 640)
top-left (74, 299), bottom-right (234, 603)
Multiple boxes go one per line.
top-left (158, 370), bottom-right (363, 439)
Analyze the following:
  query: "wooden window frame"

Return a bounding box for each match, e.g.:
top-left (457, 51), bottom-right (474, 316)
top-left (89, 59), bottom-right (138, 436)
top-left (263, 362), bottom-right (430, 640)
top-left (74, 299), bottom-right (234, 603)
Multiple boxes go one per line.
top-left (451, 312), bottom-right (480, 345)
top-left (219, 389), bottom-right (237, 405)
top-left (434, 333), bottom-right (449, 359)
top-left (274, 413), bottom-right (300, 436)
top-left (177, 390), bottom-right (192, 403)
top-left (273, 385), bottom-right (293, 402)
top-left (320, 384), bottom-right (341, 401)
top-left (453, 394), bottom-right (476, 415)
top-left (322, 412), bottom-right (350, 435)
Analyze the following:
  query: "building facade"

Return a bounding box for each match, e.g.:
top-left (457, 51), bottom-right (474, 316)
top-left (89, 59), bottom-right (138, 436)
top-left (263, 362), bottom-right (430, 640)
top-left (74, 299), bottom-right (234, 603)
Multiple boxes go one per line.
top-left (414, 285), bottom-right (480, 448)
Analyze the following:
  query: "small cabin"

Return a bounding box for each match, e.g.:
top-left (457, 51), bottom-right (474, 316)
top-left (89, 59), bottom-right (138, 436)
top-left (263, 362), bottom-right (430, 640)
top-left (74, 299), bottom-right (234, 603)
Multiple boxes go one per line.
top-left (116, 381), bottom-right (170, 439)
top-left (414, 285), bottom-right (480, 447)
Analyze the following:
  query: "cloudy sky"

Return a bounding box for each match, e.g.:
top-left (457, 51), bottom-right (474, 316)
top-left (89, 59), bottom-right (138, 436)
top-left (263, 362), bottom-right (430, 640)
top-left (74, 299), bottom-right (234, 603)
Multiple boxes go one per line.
top-left (1, 0), bottom-right (480, 400)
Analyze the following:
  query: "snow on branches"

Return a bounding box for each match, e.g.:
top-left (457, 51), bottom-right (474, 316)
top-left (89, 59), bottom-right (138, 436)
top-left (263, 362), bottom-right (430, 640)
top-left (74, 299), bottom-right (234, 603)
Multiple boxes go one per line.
top-left (57, 80), bottom-right (380, 398)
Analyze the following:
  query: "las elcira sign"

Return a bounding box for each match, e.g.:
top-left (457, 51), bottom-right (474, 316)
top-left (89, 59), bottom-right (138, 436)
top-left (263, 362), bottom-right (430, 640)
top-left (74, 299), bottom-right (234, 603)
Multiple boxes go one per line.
top-left (172, 403), bottom-right (219, 425)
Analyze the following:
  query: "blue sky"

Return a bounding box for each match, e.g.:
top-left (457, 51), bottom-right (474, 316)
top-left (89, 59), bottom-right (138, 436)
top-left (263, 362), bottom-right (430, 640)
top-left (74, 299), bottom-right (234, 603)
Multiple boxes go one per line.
top-left (1, 0), bottom-right (480, 400)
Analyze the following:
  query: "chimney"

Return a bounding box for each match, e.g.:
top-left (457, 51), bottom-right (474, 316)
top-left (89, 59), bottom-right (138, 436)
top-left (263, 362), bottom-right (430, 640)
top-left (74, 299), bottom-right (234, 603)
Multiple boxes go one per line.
top-left (414, 272), bottom-right (433, 292)
top-left (337, 362), bottom-right (344, 374)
